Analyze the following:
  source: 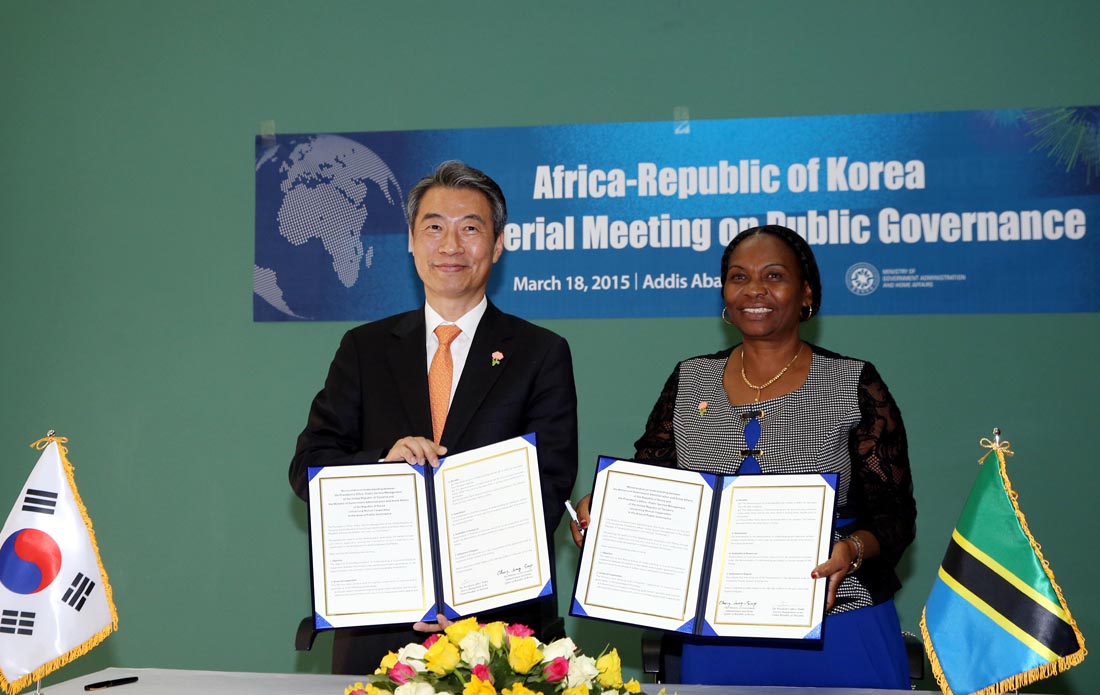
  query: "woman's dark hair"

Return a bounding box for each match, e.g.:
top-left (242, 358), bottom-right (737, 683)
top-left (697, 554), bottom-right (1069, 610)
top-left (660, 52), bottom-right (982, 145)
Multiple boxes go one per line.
top-left (720, 225), bottom-right (822, 321)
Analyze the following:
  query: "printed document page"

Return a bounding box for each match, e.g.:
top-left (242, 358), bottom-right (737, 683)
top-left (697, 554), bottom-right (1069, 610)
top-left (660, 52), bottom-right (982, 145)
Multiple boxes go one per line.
top-left (573, 459), bottom-right (712, 631)
top-left (434, 436), bottom-right (550, 616)
top-left (704, 474), bottom-right (835, 639)
top-left (308, 464), bottom-right (434, 628)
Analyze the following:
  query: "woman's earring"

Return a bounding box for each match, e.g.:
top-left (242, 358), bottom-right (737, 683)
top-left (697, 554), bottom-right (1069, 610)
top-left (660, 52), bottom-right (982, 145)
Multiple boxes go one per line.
top-left (721, 307), bottom-right (734, 325)
top-left (801, 305), bottom-right (814, 320)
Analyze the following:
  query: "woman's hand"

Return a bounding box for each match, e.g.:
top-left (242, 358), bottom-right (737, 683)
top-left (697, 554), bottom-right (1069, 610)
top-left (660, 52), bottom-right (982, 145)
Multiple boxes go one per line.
top-left (812, 531), bottom-right (876, 611)
top-left (569, 494), bottom-right (591, 547)
top-left (812, 538), bottom-right (856, 611)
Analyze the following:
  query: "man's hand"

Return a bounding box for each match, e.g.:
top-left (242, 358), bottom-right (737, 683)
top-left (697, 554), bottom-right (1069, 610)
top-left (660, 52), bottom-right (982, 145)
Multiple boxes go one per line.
top-left (413, 613), bottom-right (454, 633)
top-left (386, 437), bottom-right (447, 468)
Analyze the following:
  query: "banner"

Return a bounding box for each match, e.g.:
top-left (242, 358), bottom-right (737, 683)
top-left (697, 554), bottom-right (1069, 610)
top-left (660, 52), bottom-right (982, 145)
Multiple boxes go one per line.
top-left (0, 437), bottom-right (117, 695)
top-left (254, 106), bottom-right (1099, 321)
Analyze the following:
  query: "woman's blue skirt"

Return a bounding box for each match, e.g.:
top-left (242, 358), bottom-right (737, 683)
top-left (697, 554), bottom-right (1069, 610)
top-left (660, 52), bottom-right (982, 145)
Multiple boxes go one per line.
top-left (678, 599), bottom-right (910, 689)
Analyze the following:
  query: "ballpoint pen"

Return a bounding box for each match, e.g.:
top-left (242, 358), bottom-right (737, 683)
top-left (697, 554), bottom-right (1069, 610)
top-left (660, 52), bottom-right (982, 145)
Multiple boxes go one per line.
top-left (564, 499), bottom-right (585, 536)
top-left (84, 676), bottom-right (139, 691)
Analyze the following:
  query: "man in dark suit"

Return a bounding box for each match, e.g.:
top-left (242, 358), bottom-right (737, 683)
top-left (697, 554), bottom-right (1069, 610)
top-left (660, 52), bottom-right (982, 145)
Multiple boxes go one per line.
top-left (290, 161), bottom-right (578, 675)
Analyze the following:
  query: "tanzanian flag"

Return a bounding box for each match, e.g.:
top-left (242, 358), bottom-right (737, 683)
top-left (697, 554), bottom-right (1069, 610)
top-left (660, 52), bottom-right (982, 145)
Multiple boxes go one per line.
top-left (921, 439), bottom-right (1086, 695)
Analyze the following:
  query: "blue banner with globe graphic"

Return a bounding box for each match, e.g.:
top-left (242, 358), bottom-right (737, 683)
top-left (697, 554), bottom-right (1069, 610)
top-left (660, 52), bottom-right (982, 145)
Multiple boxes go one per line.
top-left (254, 106), bottom-right (1100, 321)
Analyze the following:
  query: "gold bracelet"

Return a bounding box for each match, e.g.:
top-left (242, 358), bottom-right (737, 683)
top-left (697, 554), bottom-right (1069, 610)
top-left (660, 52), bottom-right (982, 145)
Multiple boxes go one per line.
top-left (843, 534), bottom-right (864, 574)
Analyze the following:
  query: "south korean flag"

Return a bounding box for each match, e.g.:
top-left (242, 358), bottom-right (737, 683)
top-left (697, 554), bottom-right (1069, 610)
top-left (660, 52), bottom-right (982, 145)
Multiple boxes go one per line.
top-left (0, 437), bottom-right (116, 695)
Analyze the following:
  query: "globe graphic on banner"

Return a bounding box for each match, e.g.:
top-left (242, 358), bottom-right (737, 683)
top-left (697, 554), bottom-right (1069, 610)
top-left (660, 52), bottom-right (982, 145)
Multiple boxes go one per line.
top-left (254, 134), bottom-right (409, 320)
top-left (0, 528), bottom-right (62, 594)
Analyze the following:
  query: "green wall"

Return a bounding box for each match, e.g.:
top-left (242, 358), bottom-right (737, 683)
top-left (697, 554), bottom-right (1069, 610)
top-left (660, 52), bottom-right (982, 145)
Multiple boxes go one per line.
top-left (2, 1), bottom-right (1097, 692)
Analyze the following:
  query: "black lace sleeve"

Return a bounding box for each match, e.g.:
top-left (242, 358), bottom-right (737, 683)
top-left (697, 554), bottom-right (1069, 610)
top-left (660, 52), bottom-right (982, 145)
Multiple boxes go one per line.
top-left (848, 361), bottom-right (916, 569)
top-left (632, 364), bottom-right (681, 466)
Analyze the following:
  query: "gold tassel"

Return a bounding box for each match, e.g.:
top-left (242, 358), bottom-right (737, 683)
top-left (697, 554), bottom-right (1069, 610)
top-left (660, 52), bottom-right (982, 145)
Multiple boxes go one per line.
top-left (921, 608), bottom-right (955, 695)
top-left (990, 445), bottom-right (1088, 681)
top-left (50, 437), bottom-right (119, 633)
top-left (3, 622), bottom-right (116, 694)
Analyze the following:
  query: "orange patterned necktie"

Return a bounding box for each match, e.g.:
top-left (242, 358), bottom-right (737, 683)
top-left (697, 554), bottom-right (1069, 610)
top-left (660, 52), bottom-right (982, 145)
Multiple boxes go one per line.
top-left (429, 324), bottom-right (462, 443)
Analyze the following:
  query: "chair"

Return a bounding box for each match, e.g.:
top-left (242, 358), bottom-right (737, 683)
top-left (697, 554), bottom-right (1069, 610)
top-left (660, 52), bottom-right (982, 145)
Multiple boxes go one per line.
top-left (296, 616), bottom-right (319, 652)
top-left (641, 630), bottom-right (682, 684)
top-left (902, 630), bottom-right (926, 688)
top-left (641, 629), bottom-right (926, 688)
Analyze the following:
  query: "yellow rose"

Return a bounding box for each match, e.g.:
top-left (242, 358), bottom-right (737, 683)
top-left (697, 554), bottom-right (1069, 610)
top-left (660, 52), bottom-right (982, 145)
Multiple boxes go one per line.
top-left (445, 617), bottom-right (480, 645)
top-left (365, 685), bottom-right (389, 695)
top-left (425, 636), bottom-right (461, 675)
top-left (502, 682), bottom-right (538, 695)
top-left (596, 649), bottom-right (623, 689)
top-left (624, 679), bottom-right (641, 694)
top-left (481, 621), bottom-right (507, 649)
top-left (463, 674), bottom-right (496, 695)
top-left (562, 684), bottom-right (591, 695)
top-left (376, 651), bottom-right (399, 675)
top-left (507, 636), bottom-right (543, 674)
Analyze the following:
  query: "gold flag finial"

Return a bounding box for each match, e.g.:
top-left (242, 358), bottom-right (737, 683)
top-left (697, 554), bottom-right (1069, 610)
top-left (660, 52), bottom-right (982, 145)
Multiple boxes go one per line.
top-left (979, 427), bottom-right (1013, 464)
top-left (31, 431), bottom-right (69, 452)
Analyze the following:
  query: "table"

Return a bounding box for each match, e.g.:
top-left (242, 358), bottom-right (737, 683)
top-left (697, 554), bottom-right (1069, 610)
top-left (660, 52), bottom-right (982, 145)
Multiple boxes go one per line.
top-left (39, 667), bottom-right (995, 695)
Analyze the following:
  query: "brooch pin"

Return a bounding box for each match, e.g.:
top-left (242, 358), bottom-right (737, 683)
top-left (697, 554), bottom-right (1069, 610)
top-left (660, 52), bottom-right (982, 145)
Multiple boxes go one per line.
top-left (491, 351), bottom-right (504, 367)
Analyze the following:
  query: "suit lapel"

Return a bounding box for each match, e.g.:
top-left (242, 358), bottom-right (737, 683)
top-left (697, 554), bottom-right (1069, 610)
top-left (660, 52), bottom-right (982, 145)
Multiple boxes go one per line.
top-left (388, 309), bottom-right (433, 439)
top-left (441, 303), bottom-right (513, 448)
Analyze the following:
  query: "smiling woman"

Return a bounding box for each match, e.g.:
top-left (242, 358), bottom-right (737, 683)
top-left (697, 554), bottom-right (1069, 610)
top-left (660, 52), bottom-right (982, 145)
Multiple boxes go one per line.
top-left (571, 224), bottom-right (917, 689)
top-left (720, 232), bottom-right (813, 358)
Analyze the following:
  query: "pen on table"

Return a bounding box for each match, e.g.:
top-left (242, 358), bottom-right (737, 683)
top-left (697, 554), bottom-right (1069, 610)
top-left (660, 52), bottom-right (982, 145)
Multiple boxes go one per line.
top-left (84, 676), bottom-right (139, 691)
top-left (564, 499), bottom-right (585, 536)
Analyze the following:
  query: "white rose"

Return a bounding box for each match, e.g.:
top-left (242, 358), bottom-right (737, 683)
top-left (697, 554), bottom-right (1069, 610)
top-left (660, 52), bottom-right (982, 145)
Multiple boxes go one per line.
top-left (397, 643), bottom-right (428, 672)
top-left (566, 654), bottom-right (599, 687)
top-left (460, 630), bottom-right (491, 665)
top-left (395, 682), bottom-right (435, 695)
top-left (540, 637), bottom-right (577, 662)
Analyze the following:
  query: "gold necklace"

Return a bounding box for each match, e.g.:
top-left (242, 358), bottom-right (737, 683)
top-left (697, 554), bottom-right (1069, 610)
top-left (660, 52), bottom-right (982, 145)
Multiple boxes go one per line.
top-left (740, 343), bottom-right (804, 403)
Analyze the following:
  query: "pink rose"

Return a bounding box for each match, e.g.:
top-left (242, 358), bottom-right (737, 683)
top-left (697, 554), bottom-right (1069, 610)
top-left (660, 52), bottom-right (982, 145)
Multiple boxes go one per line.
top-left (472, 664), bottom-right (493, 682)
top-left (389, 662), bottom-right (416, 684)
top-left (543, 656), bottom-right (570, 683)
top-left (423, 633), bottom-right (442, 648)
top-left (506, 623), bottom-right (534, 637)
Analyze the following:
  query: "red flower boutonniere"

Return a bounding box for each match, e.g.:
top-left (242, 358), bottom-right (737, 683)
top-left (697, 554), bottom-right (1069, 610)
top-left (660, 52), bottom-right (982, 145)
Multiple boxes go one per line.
top-left (491, 351), bottom-right (504, 367)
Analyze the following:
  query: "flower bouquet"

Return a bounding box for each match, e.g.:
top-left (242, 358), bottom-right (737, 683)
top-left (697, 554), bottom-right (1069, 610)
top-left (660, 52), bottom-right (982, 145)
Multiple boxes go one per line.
top-left (345, 618), bottom-right (660, 695)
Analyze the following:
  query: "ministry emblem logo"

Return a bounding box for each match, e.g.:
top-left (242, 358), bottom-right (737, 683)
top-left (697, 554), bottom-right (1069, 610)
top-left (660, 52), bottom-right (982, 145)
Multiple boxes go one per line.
top-left (845, 262), bottom-right (880, 296)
